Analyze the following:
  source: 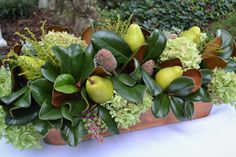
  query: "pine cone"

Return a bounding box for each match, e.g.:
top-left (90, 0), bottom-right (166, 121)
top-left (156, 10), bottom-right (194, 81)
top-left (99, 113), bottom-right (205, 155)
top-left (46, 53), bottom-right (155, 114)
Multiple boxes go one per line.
top-left (142, 60), bottom-right (155, 75)
top-left (96, 49), bottom-right (117, 72)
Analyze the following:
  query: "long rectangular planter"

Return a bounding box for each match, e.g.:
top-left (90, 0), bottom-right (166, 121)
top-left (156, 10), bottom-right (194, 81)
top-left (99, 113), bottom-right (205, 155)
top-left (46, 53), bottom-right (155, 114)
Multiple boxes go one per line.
top-left (44, 102), bottom-right (213, 145)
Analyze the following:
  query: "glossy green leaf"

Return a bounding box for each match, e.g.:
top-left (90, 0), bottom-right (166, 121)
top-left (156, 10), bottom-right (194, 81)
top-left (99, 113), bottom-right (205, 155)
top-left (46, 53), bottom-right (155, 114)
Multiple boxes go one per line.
top-left (152, 92), bottom-right (170, 118)
top-left (170, 97), bottom-right (187, 121)
top-left (14, 88), bottom-right (31, 108)
top-left (216, 29), bottom-right (234, 60)
top-left (0, 86), bottom-right (27, 105)
top-left (142, 70), bottom-right (162, 96)
top-left (78, 120), bottom-right (87, 142)
top-left (184, 102), bottom-right (194, 120)
top-left (61, 99), bottom-right (87, 126)
top-left (52, 44), bottom-right (94, 82)
top-left (54, 74), bottom-right (78, 94)
top-left (48, 119), bottom-right (63, 129)
top-left (61, 120), bottom-right (82, 146)
top-left (98, 106), bottom-right (119, 135)
top-left (39, 98), bottom-right (63, 120)
top-left (144, 29), bottom-right (167, 61)
top-left (184, 87), bottom-right (211, 102)
top-left (33, 118), bottom-right (51, 136)
top-left (112, 78), bottom-right (147, 104)
top-left (117, 73), bottom-right (136, 87)
top-left (91, 30), bottom-right (131, 64)
top-left (200, 69), bottom-right (213, 84)
top-left (41, 62), bottom-right (60, 83)
top-left (5, 104), bottom-right (39, 126)
top-left (30, 78), bottom-right (53, 105)
top-left (86, 44), bottom-right (96, 58)
top-left (130, 59), bottom-right (142, 83)
top-left (224, 59), bottom-right (236, 72)
top-left (167, 76), bottom-right (195, 97)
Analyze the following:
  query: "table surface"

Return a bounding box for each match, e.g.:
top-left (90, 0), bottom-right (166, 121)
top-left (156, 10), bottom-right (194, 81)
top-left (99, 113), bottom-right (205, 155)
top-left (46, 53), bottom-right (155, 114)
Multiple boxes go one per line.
top-left (0, 105), bottom-right (236, 157)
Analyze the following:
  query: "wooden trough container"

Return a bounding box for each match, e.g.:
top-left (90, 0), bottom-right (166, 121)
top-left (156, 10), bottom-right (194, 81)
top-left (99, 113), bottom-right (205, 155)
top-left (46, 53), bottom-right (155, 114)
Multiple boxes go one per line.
top-left (44, 102), bottom-right (213, 145)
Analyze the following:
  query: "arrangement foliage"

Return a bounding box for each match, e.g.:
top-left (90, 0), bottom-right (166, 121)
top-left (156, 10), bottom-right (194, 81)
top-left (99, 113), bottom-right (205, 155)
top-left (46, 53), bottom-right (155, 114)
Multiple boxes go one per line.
top-left (99, 0), bottom-right (236, 31)
top-left (0, 0), bottom-right (37, 20)
top-left (0, 15), bottom-right (236, 149)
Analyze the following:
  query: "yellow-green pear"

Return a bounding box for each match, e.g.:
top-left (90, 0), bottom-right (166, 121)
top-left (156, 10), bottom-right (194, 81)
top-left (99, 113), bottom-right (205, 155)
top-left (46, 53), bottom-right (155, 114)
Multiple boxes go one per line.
top-left (181, 26), bottom-right (201, 44)
top-left (124, 24), bottom-right (145, 53)
top-left (86, 75), bottom-right (114, 103)
top-left (189, 26), bottom-right (201, 35)
top-left (155, 66), bottom-right (183, 90)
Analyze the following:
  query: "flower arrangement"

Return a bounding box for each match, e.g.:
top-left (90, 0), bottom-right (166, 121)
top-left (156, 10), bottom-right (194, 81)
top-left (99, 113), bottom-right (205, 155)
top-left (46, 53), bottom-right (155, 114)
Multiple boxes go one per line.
top-left (0, 17), bottom-right (236, 149)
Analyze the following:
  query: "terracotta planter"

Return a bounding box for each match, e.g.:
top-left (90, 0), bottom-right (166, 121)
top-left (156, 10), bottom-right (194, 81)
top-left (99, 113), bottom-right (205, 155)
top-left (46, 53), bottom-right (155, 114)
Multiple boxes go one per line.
top-left (44, 102), bottom-right (213, 145)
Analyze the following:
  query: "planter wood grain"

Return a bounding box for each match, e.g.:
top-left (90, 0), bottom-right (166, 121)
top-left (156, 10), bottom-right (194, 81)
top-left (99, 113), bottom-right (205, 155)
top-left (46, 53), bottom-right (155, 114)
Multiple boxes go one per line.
top-left (44, 102), bottom-right (213, 145)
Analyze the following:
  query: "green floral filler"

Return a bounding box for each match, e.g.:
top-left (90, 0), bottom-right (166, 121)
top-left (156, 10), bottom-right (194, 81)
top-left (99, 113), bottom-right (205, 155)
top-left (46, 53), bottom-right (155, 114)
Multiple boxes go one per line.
top-left (0, 106), bottom-right (42, 150)
top-left (208, 69), bottom-right (236, 106)
top-left (160, 37), bottom-right (202, 69)
top-left (15, 25), bottom-right (87, 67)
top-left (101, 91), bottom-right (153, 129)
top-left (0, 66), bottom-right (12, 97)
top-left (40, 31), bottom-right (87, 66)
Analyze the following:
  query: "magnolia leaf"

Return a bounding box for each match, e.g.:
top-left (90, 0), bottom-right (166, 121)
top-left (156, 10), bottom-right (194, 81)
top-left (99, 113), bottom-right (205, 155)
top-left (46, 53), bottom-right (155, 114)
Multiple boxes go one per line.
top-left (54, 74), bottom-right (78, 94)
top-left (78, 120), bottom-right (87, 142)
top-left (41, 62), bottom-right (60, 83)
top-left (61, 120), bottom-right (81, 147)
top-left (0, 86), bottom-right (27, 105)
top-left (142, 70), bottom-right (162, 96)
top-left (152, 92), bottom-right (170, 118)
top-left (52, 44), bottom-right (94, 83)
top-left (201, 56), bottom-right (227, 69)
top-left (91, 66), bottom-right (111, 77)
top-left (183, 69), bottom-right (202, 93)
top-left (184, 102), bottom-right (194, 120)
top-left (14, 88), bottom-right (31, 108)
top-left (33, 118), bottom-right (51, 136)
top-left (200, 69), bottom-right (213, 84)
top-left (216, 29), bottom-right (234, 60)
top-left (5, 104), bottom-right (39, 126)
top-left (51, 90), bottom-right (73, 108)
top-left (48, 119), bottom-right (63, 129)
top-left (112, 77), bottom-right (147, 104)
top-left (159, 58), bottom-right (182, 68)
top-left (203, 37), bottom-right (222, 59)
top-left (117, 73), bottom-right (136, 87)
top-left (82, 26), bottom-right (94, 44)
top-left (61, 105), bottom-right (80, 127)
top-left (144, 29), bottom-right (167, 62)
top-left (170, 97), bottom-right (187, 121)
top-left (91, 30), bottom-right (131, 64)
top-left (184, 87), bottom-right (211, 102)
top-left (30, 78), bottom-right (53, 105)
top-left (39, 98), bottom-right (63, 120)
top-left (98, 106), bottom-right (119, 135)
top-left (224, 59), bottom-right (236, 72)
top-left (130, 59), bottom-right (142, 83)
top-left (167, 76), bottom-right (195, 97)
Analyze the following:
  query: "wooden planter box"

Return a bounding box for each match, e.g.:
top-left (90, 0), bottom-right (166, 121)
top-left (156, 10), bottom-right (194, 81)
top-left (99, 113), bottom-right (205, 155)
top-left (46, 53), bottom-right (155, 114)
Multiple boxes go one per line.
top-left (44, 102), bottom-right (213, 145)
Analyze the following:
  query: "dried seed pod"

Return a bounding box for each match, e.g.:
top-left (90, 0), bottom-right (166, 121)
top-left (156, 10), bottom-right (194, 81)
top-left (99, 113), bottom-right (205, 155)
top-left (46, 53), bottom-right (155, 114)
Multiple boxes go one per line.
top-left (96, 49), bottom-right (117, 72)
top-left (142, 60), bottom-right (155, 75)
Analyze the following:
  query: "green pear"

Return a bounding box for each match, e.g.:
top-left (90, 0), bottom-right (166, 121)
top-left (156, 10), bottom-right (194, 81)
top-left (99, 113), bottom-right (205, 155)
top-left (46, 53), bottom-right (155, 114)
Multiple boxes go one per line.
top-left (124, 24), bottom-right (145, 53)
top-left (181, 26), bottom-right (201, 44)
top-left (86, 75), bottom-right (114, 103)
top-left (155, 66), bottom-right (183, 90)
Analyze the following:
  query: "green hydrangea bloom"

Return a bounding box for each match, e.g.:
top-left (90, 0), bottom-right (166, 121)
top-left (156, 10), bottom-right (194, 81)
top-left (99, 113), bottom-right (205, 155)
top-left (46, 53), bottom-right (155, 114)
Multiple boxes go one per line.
top-left (101, 91), bottom-right (153, 129)
top-left (160, 37), bottom-right (202, 69)
top-left (0, 66), bottom-right (12, 97)
top-left (0, 106), bottom-right (42, 150)
top-left (38, 31), bottom-right (87, 66)
top-left (208, 69), bottom-right (236, 106)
